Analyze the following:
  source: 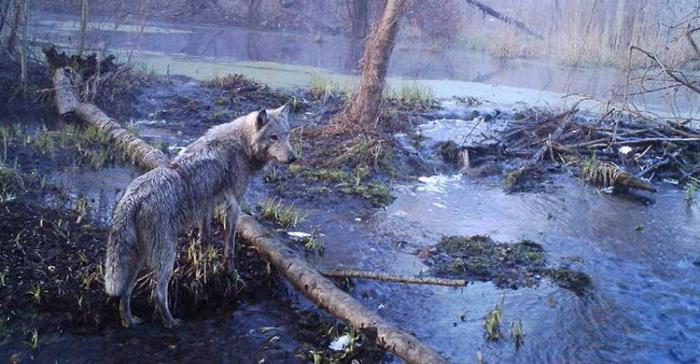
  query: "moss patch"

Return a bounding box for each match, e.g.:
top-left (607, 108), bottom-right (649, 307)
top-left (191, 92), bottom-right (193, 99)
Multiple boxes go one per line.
top-left (424, 235), bottom-right (591, 294)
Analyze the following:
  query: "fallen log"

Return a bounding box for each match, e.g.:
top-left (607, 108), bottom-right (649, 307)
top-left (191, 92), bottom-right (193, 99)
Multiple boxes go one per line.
top-left (240, 216), bottom-right (448, 364)
top-left (322, 269), bottom-right (467, 287)
top-left (75, 103), bottom-right (169, 170)
top-left (44, 48), bottom-right (448, 364)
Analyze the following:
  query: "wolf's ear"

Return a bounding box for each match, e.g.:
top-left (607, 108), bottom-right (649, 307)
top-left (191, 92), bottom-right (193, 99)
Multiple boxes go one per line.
top-left (256, 109), bottom-right (268, 130)
top-left (278, 101), bottom-right (292, 117)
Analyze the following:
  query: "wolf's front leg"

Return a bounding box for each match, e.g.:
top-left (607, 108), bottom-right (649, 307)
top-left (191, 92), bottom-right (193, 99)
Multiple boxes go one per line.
top-left (224, 198), bottom-right (241, 273)
top-left (198, 210), bottom-right (211, 245)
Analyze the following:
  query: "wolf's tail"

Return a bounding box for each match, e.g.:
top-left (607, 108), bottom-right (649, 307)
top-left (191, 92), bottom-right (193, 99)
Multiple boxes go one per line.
top-left (104, 202), bottom-right (139, 297)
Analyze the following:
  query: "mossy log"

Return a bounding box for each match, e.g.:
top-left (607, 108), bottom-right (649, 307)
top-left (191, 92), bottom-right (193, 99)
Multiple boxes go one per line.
top-left (43, 47), bottom-right (447, 364)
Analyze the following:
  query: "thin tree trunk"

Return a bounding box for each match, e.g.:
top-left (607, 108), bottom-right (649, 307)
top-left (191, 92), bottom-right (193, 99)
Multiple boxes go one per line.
top-left (348, 0), bottom-right (369, 38)
top-left (18, 0), bottom-right (27, 85)
top-left (339, 0), bottom-right (406, 129)
top-left (0, 0), bottom-right (20, 53)
top-left (78, 0), bottom-right (88, 55)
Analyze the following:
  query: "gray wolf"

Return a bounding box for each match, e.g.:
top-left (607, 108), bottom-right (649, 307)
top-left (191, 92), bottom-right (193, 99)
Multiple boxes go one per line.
top-left (104, 103), bottom-right (296, 328)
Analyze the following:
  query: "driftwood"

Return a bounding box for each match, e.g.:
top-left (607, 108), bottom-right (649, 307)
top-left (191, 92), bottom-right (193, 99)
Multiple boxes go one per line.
top-left (43, 48), bottom-right (448, 364)
top-left (464, 0), bottom-right (543, 40)
top-left (503, 109), bottom-right (575, 191)
top-left (497, 101), bottom-right (700, 192)
top-left (322, 269), bottom-right (467, 287)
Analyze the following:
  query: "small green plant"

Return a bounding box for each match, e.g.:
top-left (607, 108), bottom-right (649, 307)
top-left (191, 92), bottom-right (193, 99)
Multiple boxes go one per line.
top-left (579, 154), bottom-right (622, 188)
top-left (308, 350), bottom-right (323, 364)
top-left (27, 284), bottom-right (42, 304)
top-left (309, 72), bottom-right (348, 101)
top-left (685, 183), bottom-right (697, 205)
top-left (125, 124), bottom-right (140, 136)
top-left (32, 126), bottom-right (55, 156)
top-left (484, 295), bottom-right (505, 341)
top-left (298, 227), bottom-right (325, 255)
top-left (511, 320), bottom-right (524, 350)
top-left (0, 271), bottom-right (6, 287)
top-left (384, 82), bottom-right (435, 109)
top-left (258, 198), bottom-right (305, 229)
top-left (74, 195), bottom-right (90, 223)
top-left (25, 329), bottom-right (38, 350)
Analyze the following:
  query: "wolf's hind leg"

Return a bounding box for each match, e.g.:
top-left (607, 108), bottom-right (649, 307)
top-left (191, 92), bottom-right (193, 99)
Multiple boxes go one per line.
top-left (153, 242), bottom-right (181, 329)
top-left (198, 210), bottom-right (211, 244)
top-left (224, 199), bottom-right (240, 273)
top-left (119, 262), bottom-right (143, 328)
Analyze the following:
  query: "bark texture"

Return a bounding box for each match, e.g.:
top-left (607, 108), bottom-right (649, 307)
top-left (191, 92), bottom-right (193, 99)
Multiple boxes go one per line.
top-left (340, 0), bottom-right (406, 128)
top-left (238, 215), bottom-right (448, 364)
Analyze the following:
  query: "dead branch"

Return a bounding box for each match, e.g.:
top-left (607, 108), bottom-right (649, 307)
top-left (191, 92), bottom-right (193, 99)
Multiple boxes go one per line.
top-left (464, 0), bottom-right (543, 40)
top-left (322, 269), bottom-right (467, 287)
top-left (503, 109), bottom-right (576, 190)
top-left (631, 45), bottom-right (700, 95)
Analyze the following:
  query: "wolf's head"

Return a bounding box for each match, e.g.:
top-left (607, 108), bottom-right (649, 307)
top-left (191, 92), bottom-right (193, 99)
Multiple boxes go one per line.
top-left (250, 102), bottom-right (297, 164)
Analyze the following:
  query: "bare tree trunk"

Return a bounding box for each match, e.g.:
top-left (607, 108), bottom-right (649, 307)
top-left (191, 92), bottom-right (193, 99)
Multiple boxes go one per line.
top-left (247, 0), bottom-right (261, 27)
top-left (18, 0), bottom-right (27, 83)
top-left (339, 0), bottom-right (406, 129)
top-left (611, 0), bottom-right (637, 51)
top-left (0, 0), bottom-right (21, 54)
top-left (78, 0), bottom-right (89, 55)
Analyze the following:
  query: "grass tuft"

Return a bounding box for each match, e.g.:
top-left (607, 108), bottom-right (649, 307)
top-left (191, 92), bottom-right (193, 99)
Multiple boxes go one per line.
top-left (258, 198), bottom-right (305, 229)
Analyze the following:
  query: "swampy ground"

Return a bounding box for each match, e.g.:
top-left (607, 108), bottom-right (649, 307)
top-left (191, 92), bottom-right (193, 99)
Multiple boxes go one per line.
top-left (2, 17), bottom-right (700, 363)
top-left (0, 56), bottom-right (599, 363)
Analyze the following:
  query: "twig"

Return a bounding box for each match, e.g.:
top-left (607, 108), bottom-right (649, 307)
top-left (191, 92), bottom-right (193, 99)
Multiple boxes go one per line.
top-left (321, 269), bottom-right (467, 287)
top-left (631, 45), bottom-right (700, 95)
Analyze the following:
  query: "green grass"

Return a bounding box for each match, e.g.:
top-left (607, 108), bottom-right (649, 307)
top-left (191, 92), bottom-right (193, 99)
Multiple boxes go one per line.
top-left (295, 227), bottom-right (324, 255)
top-left (27, 284), bottom-right (42, 304)
top-left (3, 123), bottom-right (123, 169)
top-left (384, 82), bottom-right (435, 109)
top-left (258, 198), bottom-right (305, 229)
top-left (0, 164), bottom-right (27, 203)
top-left (685, 183), bottom-right (697, 205)
top-left (25, 329), bottom-right (38, 350)
top-left (308, 72), bottom-right (349, 101)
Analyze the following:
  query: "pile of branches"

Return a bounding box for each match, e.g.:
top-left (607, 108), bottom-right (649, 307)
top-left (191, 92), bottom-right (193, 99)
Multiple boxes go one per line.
top-left (499, 109), bottom-right (700, 192)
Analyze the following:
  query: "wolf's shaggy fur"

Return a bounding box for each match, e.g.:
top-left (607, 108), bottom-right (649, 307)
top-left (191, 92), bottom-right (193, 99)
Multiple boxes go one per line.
top-left (104, 103), bottom-right (295, 328)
